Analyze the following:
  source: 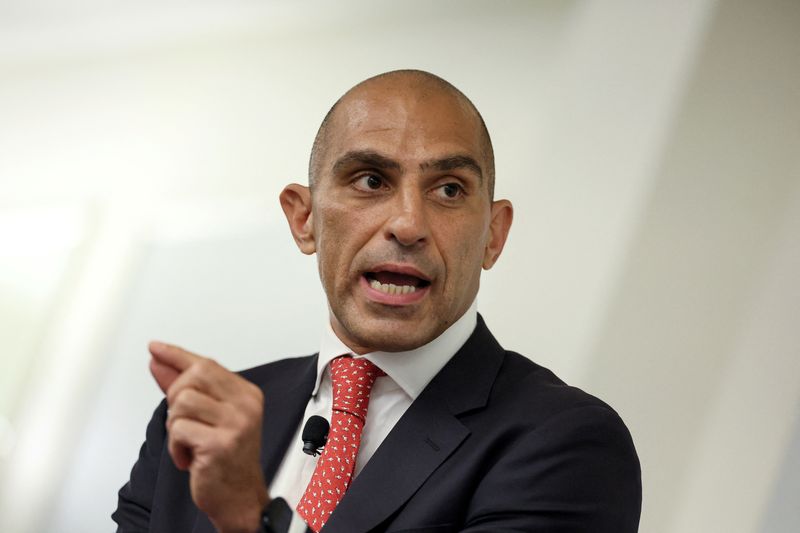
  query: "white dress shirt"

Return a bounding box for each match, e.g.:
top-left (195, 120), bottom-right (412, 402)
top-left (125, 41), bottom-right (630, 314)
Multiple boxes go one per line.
top-left (269, 300), bottom-right (478, 533)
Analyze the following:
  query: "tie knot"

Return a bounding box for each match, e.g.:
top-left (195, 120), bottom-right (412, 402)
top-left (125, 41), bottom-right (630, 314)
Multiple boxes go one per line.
top-left (330, 356), bottom-right (384, 421)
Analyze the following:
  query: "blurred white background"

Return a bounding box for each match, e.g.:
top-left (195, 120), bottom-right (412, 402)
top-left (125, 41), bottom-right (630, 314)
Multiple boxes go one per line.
top-left (1, 1), bottom-right (798, 531)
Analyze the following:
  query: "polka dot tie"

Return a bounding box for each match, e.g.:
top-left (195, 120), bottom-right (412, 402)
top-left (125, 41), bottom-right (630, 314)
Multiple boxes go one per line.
top-left (297, 356), bottom-right (385, 532)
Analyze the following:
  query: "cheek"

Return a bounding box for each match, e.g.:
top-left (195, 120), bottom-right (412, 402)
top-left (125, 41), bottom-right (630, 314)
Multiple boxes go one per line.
top-left (458, 241), bottom-right (483, 279)
top-left (315, 203), bottom-right (373, 281)
top-left (442, 218), bottom-right (489, 283)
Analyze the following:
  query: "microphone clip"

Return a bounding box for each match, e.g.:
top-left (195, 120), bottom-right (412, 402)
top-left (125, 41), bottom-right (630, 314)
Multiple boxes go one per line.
top-left (301, 415), bottom-right (330, 457)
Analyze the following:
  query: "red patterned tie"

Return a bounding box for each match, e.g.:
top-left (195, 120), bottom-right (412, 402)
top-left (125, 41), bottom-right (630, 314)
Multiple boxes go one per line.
top-left (297, 356), bottom-right (384, 532)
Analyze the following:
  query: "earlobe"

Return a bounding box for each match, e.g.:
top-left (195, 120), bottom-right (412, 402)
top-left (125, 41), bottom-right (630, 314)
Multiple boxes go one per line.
top-left (483, 199), bottom-right (513, 270)
top-left (279, 184), bottom-right (316, 255)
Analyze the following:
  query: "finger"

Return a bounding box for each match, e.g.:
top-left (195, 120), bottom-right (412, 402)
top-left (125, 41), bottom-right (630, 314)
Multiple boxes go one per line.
top-left (170, 440), bottom-right (193, 471)
top-left (150, 357), bottom-right (180, 394)
top-left (165, 358), bottom-right (242, 406)
top-left (167, 417), bottom-right (216, 471)
top-left (149, 341), bottom-right (202, 373)
top-left (167, 388), bottom-right (224, 430)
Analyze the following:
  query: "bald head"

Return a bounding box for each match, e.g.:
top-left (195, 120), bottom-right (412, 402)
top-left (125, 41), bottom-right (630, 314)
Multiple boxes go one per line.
top-left (308, 69), bottom-right (496, 199)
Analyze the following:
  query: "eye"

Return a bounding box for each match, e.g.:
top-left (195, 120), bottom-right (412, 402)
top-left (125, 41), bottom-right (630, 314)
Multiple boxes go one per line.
top-left (436, 182), bottom-right (464, 200)
top-left (354, 173), bottom-right (385, 191)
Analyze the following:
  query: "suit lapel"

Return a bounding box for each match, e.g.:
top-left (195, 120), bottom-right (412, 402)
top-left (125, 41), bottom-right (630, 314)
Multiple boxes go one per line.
top-left (322, 316), bottom-right (505, 533)
top-left (259, 355), bottom-right (319, 482)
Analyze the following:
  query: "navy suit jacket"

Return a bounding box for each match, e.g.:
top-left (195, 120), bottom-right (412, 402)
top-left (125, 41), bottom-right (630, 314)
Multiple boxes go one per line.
top-left (113, 316), bottom-right (641, 532)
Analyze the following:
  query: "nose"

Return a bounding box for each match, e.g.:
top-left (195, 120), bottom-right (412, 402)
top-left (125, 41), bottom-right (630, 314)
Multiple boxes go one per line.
top-left (384, 187), bottom-right (429, 248)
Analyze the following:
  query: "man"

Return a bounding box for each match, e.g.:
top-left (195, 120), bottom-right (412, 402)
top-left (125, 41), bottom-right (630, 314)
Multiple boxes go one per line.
top-left (113, 70), bottom-right (641, 533)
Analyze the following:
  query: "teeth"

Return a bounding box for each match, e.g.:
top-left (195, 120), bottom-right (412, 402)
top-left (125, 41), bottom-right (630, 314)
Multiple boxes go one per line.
top-left (369, 279), bottom-right (417, 295)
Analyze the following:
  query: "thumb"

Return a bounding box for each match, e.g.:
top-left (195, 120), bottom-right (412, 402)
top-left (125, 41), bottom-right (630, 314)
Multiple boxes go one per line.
top-left (149, 357), bottom-right (180, 394)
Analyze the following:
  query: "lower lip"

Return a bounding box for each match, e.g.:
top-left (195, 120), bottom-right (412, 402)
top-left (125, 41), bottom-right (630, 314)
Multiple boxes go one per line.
top-left (360, 275), bottom-right (430, 306)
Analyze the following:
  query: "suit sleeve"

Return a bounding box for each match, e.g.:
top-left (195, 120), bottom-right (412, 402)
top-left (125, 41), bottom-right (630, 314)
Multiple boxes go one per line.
top-left (112, 400), bottom-right (169, 532)
top-left (462, 404), bottom-right (642, 533)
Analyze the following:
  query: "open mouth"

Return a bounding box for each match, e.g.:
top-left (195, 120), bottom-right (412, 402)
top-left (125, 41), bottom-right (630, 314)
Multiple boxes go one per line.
top-left (363, 271), bottom-right (431, 296)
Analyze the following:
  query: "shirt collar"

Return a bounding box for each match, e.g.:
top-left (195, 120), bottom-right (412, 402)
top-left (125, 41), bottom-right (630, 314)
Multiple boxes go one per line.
top-left (314, 300), bottom-right (478, 399)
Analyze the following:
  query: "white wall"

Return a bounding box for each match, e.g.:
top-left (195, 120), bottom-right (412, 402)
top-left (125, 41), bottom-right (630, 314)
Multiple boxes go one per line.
top-left (1, 1), bottom-right (798, 532)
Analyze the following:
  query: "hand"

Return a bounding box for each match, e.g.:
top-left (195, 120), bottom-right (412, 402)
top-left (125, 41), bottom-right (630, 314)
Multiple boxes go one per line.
top-left (149, 341), bottom-right (269, 533)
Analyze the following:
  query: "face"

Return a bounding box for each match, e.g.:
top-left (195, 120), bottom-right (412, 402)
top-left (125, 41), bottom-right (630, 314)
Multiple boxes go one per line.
top-left (281, 79), bottom-right (512, 353)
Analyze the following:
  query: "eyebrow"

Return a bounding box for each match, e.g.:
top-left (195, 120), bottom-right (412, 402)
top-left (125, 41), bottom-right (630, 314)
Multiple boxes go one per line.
top-left (420, 155), bottom-right (484, 183)
top-left (332, 150), bottom-right (483, 184)
top-left (332, 150), bottom-right (402, 175)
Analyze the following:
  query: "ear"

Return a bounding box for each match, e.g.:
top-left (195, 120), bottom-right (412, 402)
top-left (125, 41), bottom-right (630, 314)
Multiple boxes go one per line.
top-left (279, 183), bottom-right (316, 255)
top-left (483, 199), bottom-right (513, 269)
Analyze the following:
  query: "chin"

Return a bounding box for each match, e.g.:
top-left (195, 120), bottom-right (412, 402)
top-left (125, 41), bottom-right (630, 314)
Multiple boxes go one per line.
top-left (349, 316), bottom-right (440, 353)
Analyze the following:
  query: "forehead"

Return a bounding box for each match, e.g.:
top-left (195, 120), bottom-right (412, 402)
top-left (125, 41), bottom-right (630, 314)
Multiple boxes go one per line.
top-left (323, 82), bottom-right (486, 167)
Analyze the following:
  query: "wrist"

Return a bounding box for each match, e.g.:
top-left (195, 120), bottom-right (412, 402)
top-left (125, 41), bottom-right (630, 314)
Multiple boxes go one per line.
top-left (214, 488), bottom-right (271, 533)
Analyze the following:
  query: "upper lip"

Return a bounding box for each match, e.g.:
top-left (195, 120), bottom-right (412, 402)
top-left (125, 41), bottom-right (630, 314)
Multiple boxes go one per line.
top-left (365, 263), bottom-right (432, 283)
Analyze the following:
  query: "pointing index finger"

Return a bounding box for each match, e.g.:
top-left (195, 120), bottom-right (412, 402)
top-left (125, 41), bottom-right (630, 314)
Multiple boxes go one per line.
top-left (149, 341), bottom-right (200, 372)
top-left (149, 341), bottom-right (203, 394)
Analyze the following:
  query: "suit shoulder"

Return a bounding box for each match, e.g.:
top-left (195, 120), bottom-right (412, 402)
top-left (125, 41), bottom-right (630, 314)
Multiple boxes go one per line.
top-left (493, 350), bottom-right (621, 424)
